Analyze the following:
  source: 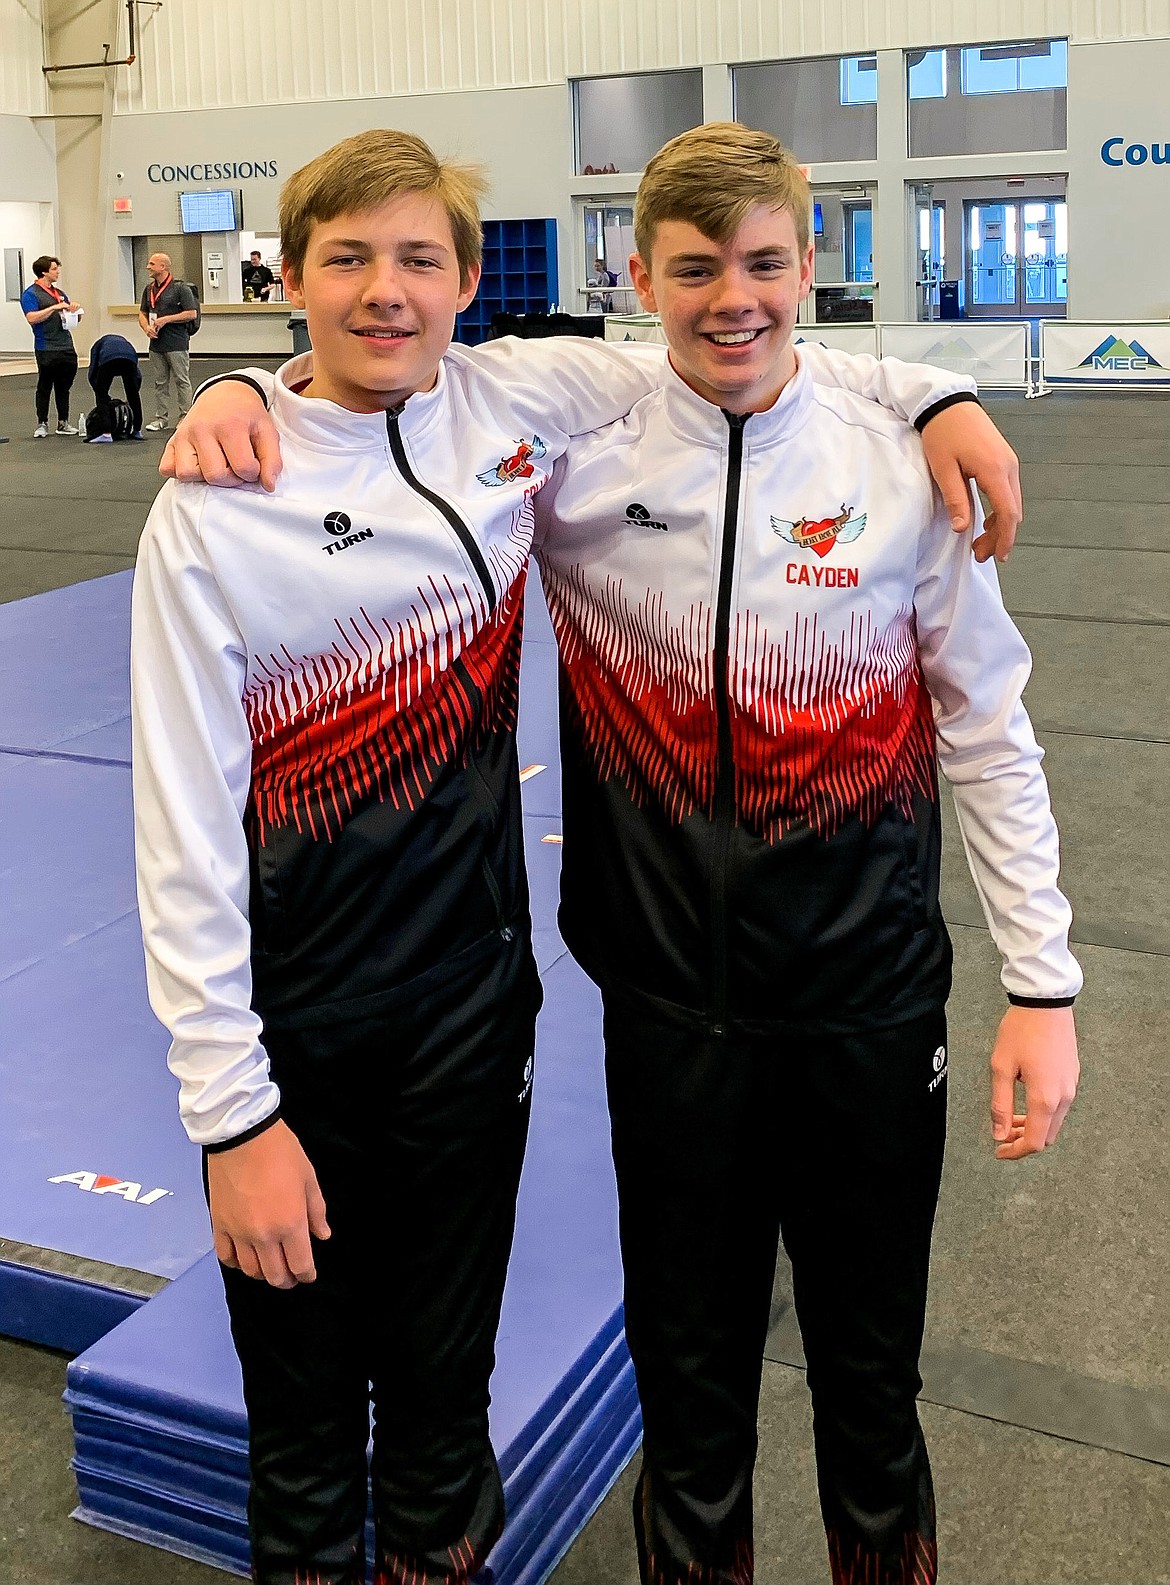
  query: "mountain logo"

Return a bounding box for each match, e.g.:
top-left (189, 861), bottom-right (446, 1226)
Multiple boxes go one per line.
top-left (1078, 336), bottom-right (1162, 372)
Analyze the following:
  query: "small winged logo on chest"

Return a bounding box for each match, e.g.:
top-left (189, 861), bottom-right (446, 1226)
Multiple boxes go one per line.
top-left (771, 503), bottom-right (867, 559)
top-left (477, 435), bottom-right (548, 487)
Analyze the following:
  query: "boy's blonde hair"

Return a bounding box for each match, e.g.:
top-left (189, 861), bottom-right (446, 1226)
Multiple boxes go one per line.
top-left (634, 122), bottom-right (812, 264)
top-left (279, 129), bottom-right (488, 287)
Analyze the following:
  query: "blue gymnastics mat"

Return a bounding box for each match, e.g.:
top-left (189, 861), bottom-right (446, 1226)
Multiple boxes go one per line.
top-left (67, 953), bottom-right (639, 1584)
top-left (0, 574), bottom-right (573, 1352)
top-left (0, 575), bottom-right (206, 1350)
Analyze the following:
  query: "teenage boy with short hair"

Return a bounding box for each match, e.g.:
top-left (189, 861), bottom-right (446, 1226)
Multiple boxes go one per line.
top-left (149, 127), bottom-right (1033, 1585)
top-left (133, 129), bottom-right (680, 1585)
top-left (532, 122), bottom-right (1080, 1585)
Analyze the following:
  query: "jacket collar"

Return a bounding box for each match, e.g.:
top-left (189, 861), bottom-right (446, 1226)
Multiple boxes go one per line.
top-left (659, 347), bottom-right (815, 450)
top-left (271, 352), bottom-right (451, 451)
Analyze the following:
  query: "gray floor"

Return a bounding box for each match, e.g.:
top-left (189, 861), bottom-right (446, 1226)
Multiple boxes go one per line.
top-left (0, 373), bottom-right (1166, 1584)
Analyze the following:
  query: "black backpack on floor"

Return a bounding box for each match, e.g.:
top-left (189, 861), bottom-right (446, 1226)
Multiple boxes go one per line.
top-left (85, 398), bottom-right (136, 440)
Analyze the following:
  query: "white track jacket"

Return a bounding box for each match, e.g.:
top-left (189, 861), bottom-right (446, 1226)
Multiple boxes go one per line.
top-left (536, 354), bottom-right (1082, 1031)
top-left (132, 338), bottom-right (984, 1146)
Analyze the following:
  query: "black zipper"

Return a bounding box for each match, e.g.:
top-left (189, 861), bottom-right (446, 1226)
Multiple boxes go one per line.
top-left (385, 406), bottom-right (497, 615)
top-left (708, 411), bottom-right (748, 1032)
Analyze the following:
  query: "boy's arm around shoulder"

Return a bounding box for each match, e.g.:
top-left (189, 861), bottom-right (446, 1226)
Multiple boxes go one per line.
top-left (131, 481), bottom-right (278, 1149)
top-left (458, 334), bottom-right (664, 443)
top-left (800, 341), bottom-right (1022, 561)
top-left (162, 366), bottom-right (281, 489)
top-left (911, 473), bottom-right (1080, 1158)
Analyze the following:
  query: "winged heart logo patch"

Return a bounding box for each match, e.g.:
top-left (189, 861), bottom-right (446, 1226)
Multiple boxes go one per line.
top-left (477, 435), bottom-right (548, 487)
top-left (771, 504), bottom-right (867, 559)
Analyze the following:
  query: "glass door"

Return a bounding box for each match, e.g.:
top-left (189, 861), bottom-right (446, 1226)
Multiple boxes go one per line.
top-left (965, 198), bottom-right (1067, 317)
top-left (914, 197), bottom-right (946, 319)
top-left (1022, 200), bottom-right (1067, 312)
top-left (966, 201), bottom-right (1017, 313)
top-left (580, 200), bottom-right (638, 315)
top-left (843, 201), bottom-right (874, 283)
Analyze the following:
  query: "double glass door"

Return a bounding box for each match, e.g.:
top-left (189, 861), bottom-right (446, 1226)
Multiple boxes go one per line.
top-left (965, 199), bottom-right (1067, 316)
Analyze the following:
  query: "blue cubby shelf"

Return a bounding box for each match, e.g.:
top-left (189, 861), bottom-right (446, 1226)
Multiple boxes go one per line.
top-left (456, 218), bottom-right (559, 346)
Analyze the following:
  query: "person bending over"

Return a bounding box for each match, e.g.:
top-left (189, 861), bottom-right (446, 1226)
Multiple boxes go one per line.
top-left (84, 333), bottom-right (143, 441)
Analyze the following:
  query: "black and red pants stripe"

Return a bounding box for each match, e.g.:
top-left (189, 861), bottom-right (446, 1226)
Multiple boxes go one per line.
top-left (603, 998), bottom-right (948, 1585)
top-left (213, 936), bottom-right (541, 1585)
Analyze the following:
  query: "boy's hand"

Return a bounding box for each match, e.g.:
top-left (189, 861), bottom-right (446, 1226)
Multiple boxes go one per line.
top-left (207, 1118), bottom-right (331, 1288)
top-left (161, 380), bottom-right (283, 491)
top-left (920, 402), bottom-right (1023, 564)
top-left (989, 1005), bottom-right (1079, 1160)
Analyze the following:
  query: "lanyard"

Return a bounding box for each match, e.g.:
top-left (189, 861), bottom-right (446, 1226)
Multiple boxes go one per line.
top-left (149, 275), bottom-right (172, 311)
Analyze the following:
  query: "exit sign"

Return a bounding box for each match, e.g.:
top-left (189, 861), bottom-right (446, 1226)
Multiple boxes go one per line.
top-left (112, 196), bottom-right (132, 214)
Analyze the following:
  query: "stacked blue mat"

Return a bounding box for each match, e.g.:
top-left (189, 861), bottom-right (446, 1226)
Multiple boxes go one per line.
top-left (54, 574), bottom-right (642, 1582)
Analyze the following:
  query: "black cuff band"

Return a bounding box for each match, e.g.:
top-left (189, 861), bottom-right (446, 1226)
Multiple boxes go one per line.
top-left (1007, 995), bottom-right (1078, 1009)
top-left (914, 389), bottom-right (981, 433)
top-left (193, 372), bottom-right (270, 410)
top-left (204, 1107), bottom-right (282, 1154)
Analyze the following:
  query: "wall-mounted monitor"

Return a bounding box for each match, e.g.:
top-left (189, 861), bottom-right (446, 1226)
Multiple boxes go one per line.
top-left (179, 189), bottom-right (241, 233)
top-left (813, 200), bottom-right (825, 237)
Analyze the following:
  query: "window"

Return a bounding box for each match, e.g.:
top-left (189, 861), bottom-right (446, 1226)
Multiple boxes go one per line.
top-left (961, 40), bottom-right (1068, 95)
top-left (573, 71), bottom-right (703, 176)
top-left (840, 56), bottom-right (878, 105)
top-left (907, 49), bottom-right (947, 100)
top-left (735, 57), bottom-right (877, 163)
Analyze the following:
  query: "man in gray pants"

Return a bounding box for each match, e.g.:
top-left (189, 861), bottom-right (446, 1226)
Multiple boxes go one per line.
top-left (138, 252), bottom-right (197, 431)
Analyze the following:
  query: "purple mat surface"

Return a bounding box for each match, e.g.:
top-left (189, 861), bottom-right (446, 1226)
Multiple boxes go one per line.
top-left (0, 752), bottom-right (136, 983)
top-left (0, 571), bottom-right (132, 754)
top-left (0, 913), bottom-right (207, 1279)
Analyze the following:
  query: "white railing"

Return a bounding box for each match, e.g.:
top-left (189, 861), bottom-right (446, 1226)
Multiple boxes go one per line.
top-left (1035, 321), bottom-right (1170, 394)
top-left (603, 314), bottom-right (1033, 391)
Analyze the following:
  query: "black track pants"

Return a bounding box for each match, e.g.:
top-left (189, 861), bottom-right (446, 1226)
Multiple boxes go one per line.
top-left (34, 349), bottom-right (77, 423)
top-left (214, 939), bottom-right (541, 1585)
top-left (603, 1002), bottom-right (948, 1585)
top-left (88, 357), bottom-right (143, 436)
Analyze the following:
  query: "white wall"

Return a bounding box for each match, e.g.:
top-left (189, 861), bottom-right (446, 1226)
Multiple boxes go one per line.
top-left (0, 201), bottom-right (55, 353)
top-left (88, 5), bottom-right (1170, 345)
top-left (0, 0), bottom-right (49, 117)
top-left (104, 85), bottom-right (575, 343)
top-left (112, 0), bottom-right (1170, 117)
top-left (0, 115), bottom-right (59, 352)
top-left (1066, 36), bottom-right (1170, 319)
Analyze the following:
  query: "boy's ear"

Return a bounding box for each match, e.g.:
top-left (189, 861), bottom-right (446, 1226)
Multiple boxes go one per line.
top-left (798, 241), bottom-right (815, 301)
top-left (456, 259), bottom-right (482, 315)
top-left (629, 253), bottom-right (657, 313)
top-left (282, 260), bottom-right (306, 309)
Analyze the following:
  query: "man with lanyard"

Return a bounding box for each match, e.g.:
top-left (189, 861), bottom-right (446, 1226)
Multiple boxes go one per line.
top-left (138, 252), bottom-right (198, 431)
top-left (21, 255), bottom-right (81, 437)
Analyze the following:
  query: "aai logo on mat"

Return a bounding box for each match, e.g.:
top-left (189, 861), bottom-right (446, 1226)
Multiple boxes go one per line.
top-left (49, 1171), bottom-right (172, 1206)
top-left (1078, 336), bottom-right (1162, 372)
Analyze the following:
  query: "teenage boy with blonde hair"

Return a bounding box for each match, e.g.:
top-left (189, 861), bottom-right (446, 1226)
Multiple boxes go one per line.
top-left (150, 127), bottom-right (1032, 1585)
top-left (133, 129), bottom-right (671, 1585)
top-left (531, 122), bottom-right (1080, 1585)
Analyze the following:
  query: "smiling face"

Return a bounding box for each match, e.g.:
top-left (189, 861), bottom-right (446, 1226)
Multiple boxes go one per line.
top-left (630, 203), bottom-right (814, 414)
top-left (282, 193), bottom-right (480, 413)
